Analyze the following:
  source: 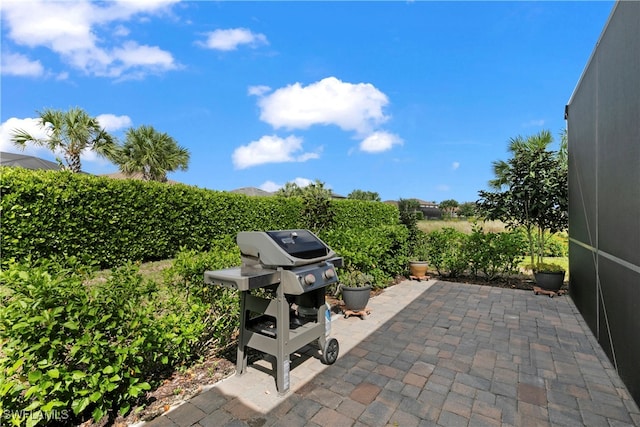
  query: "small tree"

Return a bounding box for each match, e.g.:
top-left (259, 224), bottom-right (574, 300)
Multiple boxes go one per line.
top-left (112, 125), bottom-right (190, 182)
top-left (10, 107), bottom-right (116, 172)
top-left (347, 189), bottom-right (381, 202)
top-left (275, 182), bottom-right (304, 197)
top-left (398, 198), bottom-right (423, 255)
top-left (439, 199), bottom-right (459, 218)
top-left (476, 130), bottom-right (567, 268)
top-left (276, 180), bottom-right (334, 232)
top-left (457, 202), bottom-right (476, 218)
top-left (300, 180), bottom-right (335, 232)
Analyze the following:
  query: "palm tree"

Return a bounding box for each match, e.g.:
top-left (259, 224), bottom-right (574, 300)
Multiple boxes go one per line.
top-left (10, 107), bottom-right (116, 172)
top-left (113, 125), bottom-right (190, 182)
top-left (489, 130), bottom-right (554, 189)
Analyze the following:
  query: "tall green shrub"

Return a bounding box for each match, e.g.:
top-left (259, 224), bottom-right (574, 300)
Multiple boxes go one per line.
top-left (320, 224), bottom-right (409, 289)
top-left (0, 259), bottom-right (206, 425)
top-left (1, 168), bottom-right (398, 268)
top-left (425, 228), bottom-right (468, 277)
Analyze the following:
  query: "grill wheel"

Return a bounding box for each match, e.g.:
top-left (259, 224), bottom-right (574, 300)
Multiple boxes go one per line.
top-left (321, 337), bottom-right (339, 364)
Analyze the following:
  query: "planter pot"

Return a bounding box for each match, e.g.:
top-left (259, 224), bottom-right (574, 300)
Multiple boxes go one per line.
top-left (341, 284), bottom-right (371, 311)
top-left (409, 261), bottom-right (429, 277)
top-left (534, 271), bottom-right (565, 291)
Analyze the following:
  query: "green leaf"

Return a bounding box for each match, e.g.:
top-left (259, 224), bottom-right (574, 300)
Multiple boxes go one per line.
top-left (71, 397), bottom-right (91, 415)
top-left (71, 370), bottom-right (87, 380)
top-left (47, 368), bottom-right (60, 379)
top-left (28, 370), bottom-right (42, 382)
top-left (92, 407), bottom-right (106, 422)
top-left (41, 399), bottom-right (65, 412)
top-left (62, 320), bottom-right (79, 330)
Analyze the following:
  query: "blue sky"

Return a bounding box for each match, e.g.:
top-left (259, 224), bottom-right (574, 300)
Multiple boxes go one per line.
top-left (1, 0), bottom-right (614, 203)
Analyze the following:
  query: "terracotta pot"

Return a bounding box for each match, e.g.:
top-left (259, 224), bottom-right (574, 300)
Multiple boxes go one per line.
top-left (409, 261), bottom-right (428, 277)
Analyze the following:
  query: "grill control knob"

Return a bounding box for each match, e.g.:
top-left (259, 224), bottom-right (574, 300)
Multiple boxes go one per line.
top-left (303, 274), bottom-right (316, 285)
top-left (323, 269), bottom-right (335, 280)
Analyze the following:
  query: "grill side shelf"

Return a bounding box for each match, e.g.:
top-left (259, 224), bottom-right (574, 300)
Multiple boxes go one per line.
top-left (204, 267), bottom-right (280, 291)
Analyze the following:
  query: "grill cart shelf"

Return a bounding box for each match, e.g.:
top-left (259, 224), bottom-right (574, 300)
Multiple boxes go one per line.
top-left (204, 230), bottom-right (342, 395)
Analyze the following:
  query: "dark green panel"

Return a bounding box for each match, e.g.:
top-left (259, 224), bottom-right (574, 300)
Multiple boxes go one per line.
top-left (599, 256), bottom-right (640, 405)
top-left (595, 1), bottom-right (640, 266)
top-left (569, 243), bottom-right (598, 335)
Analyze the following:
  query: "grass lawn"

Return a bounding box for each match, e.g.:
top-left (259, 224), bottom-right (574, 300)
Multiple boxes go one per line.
top-left (417, 219), bottom-right (507, 234)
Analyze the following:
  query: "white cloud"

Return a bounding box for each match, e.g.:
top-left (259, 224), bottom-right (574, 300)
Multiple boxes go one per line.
top-left (259, 177), bottom-right (314, 192)
top-left (452, 161), bottom-right (460, 170)
top-left (232, 135), bottom-right (320, 169)
top-left (257, 77), bottom-right (389, 134)
top-left (96, 114), bottom-right (132, 131)
top-left (359, 131), bottom-right (403, 153)
top-left (1, 0), bottom-right (178, 79)
top-left (437, 184), bottom-right (451, 192)
top-left (248, 85), bottom-right (271, 97)
top-left (1, 52), bottom-right (44, 77)
top-left (199, 28), bottom-right (268, 51)
top-left (259, 181), bottom-right (281, 193)
top-left (292, 177), bottom-right (313, 188)
top-left (0, 117), bottom-right (52, 156)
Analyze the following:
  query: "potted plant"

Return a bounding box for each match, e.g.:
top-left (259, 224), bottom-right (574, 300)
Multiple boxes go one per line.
top-left (533, 262), bottom-right (565, 291)
top-left (409, 231), bottom-right (429, 279)
top-left (337, 269), bottom-right (372, 312)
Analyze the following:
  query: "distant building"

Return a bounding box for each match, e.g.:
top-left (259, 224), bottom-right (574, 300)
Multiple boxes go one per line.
top-left (1, 152), bottom-right (60, 170)
top-left (383, 198), bottom-right (442, 219)
top-left (416, 199), bottom-right (442, 220)
top-left (230, 187), bottom-right (273, 197)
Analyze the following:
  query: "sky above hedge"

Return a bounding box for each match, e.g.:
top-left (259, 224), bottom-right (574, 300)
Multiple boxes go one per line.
top-left (0, 0), bottom-right (614, 202)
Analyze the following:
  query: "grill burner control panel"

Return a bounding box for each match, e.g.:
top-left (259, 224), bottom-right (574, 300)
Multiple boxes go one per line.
top-left (284, 262), bottom-right (338, 294)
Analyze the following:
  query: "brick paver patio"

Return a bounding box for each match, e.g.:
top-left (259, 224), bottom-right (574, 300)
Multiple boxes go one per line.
top-left (144, 280), bottom-right (640, 427)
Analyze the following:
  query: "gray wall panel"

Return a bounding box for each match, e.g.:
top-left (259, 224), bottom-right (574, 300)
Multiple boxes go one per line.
top-left (568, 63), bottom-right (598, 248)
top-left (595, 4), bottom-right (640, 265)
top-left (567, 0), bottom-right (640, 406)
top-left (599, 256), bottom-right (640, 401)
top-left (569, 243), bottom-right (598, 334)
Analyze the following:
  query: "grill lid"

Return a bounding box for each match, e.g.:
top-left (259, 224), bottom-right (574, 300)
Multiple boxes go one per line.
top-left (237, 229), bottom-right (335, 267)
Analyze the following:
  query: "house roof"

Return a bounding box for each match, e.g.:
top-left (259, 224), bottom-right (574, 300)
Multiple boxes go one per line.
top-left (230, 187), bottom-right (273, 197)
top-left (1, 151), bottom-right (60, 170)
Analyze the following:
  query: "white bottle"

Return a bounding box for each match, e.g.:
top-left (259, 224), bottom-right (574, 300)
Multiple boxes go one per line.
top-left (324, 302), bottom-right (331, 337)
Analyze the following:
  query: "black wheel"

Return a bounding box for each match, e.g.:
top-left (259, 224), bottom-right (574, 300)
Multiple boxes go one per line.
top-left (321, 338), bottom-right (339, 365)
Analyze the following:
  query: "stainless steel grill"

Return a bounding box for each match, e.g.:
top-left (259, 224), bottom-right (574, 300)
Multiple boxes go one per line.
top-left (204, 229), bottom-right (342, 394)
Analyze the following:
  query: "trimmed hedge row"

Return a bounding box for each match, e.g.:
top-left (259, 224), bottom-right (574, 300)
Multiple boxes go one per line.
top-left (0, 168), bottom-right (399, 267)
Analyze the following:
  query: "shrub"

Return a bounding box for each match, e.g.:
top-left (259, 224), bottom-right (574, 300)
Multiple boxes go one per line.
top-left (163, 242), bottom-right (242, 355)
top-left (545, 233), bottom-right (568, 257)
top-left (1, 168), bottom-right (399, 269)
top-left (466, 227), bottom-right (526, 281)
top-left (425, 228), bottom-right (468, 277)
top-left (0, 258), bottom-right (207, 425)
top-left (320, 225), bottom-right (409, 290)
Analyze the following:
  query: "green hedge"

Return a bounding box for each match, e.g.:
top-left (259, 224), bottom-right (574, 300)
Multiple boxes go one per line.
top-left (0, 168), bottom-right (398, 267)
top-left (320, 224), bottom-right (410, 289)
